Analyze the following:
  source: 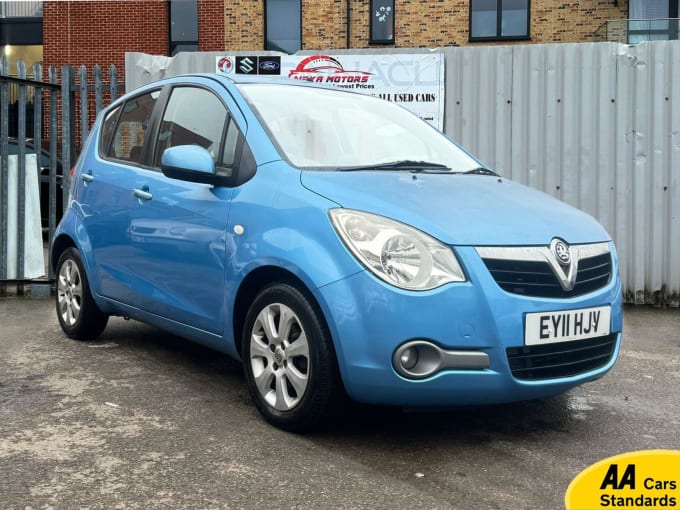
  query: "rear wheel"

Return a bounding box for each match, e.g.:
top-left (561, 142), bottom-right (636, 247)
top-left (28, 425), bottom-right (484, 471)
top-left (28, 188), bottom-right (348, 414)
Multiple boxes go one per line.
top-left (55, 247), bottom-right (109, 340)
top-left (242, 283), bottom-right (342, 432)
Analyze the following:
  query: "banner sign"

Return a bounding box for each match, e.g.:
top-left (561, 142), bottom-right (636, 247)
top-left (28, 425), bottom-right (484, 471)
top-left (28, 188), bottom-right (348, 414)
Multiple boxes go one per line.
top-left (216, 53), bottom-right (445, 130)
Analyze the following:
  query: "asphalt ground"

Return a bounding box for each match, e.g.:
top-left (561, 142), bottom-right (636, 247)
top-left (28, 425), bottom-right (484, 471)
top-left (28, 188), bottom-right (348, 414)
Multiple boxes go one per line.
top-left (1, 299), bottom-right (678, 509)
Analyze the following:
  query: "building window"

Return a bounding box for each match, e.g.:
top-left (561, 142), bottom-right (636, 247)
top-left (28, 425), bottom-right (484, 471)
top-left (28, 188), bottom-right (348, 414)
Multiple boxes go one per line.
top-left (628, 0), bottom-right (679, 43)
top-left (370, 0), bottom-right (395, 44)
top-left (169, 0), bottom-right (198, 55)
top-left (0, 1), bottom-right (43, 18)
top-left (265, 0), bottom-right (301, 53)
top-left (469, 0), bottom-right (529, 41)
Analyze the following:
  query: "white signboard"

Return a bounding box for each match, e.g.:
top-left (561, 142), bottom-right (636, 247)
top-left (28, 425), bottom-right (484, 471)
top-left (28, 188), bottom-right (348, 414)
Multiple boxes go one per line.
top-left (216, 53), bottom-right (445, 130)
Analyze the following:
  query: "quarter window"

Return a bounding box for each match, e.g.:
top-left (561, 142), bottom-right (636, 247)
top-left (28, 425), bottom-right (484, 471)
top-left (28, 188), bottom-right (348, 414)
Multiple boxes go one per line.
top-left (470, 0), bottom-right (529, 41)
top-left (221, 119), bottom-right (240, 171)
top-left (107, 90), bottom-right (160, 163)
top-left (99, 105), bottom-right (121, 157)
top-left (154, 87), bottom-right (227, 167)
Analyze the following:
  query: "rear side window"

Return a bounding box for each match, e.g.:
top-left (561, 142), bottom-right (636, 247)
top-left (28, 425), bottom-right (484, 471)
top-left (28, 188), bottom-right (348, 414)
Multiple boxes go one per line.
top-left (154, 86), bottom-right (227, 167)
top-left (107, 90), bottom-right (160, 163)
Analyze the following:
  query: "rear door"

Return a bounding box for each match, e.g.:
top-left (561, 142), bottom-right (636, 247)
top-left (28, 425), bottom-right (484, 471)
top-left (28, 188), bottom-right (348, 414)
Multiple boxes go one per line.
top-left (79, 89), bottom-right (161, 303)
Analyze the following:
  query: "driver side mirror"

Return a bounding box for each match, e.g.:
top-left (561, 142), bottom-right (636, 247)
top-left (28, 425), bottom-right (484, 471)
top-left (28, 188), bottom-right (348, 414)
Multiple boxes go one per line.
top-left (160, 145), bottom-right (230, 187)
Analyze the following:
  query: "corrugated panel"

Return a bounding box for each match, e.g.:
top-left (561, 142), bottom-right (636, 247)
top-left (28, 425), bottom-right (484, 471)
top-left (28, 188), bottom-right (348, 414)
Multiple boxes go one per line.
top-left (624, 41), bottom-right (680, 305)
top-left (443, 41), bottom-right (679, 306)
top-left (444, 46), bottom-right (513, 174)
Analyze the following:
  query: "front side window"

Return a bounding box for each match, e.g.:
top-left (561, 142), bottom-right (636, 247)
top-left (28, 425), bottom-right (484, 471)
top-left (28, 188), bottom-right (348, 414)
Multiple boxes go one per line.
top-left (238, 83), bottom-right (479, 172)
top-left (154, 86), bottom-right (227, 167)
top-left (265, 0), bottom-right (301, 53)
top-left (106, 91), bottom-right (160, 163)
top-left (470, 0), bottom-right (529, 41)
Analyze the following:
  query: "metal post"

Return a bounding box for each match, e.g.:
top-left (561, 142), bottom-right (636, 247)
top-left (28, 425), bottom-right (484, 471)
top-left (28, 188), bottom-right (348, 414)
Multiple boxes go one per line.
top-left (61, 66), bottom-right (73, 213)
top-left (110, 65), bottom-right (118, 101)
top-left (0, 56), bottom-right (8, 295)
top-left (94, 65), bottom-right (102, 117)
top-left (33, 63), bottom-right (43, 282)
top-left (17, 59), bottom-right (27, 295)
top-left (48, 66), bottom-right (58, 278)
top-left (79, 65), bottom-right (88, 143)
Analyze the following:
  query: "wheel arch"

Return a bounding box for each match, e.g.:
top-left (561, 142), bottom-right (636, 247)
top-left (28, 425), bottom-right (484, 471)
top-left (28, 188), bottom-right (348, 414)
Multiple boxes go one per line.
top-left (232, 265), bottom-right (330, 359)
top-left (51, 233), bottom-right (77, 275)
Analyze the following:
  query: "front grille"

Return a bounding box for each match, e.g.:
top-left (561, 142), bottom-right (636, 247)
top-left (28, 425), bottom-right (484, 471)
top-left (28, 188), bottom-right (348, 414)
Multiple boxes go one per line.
top-left (506, 334), bottom-right (618, 380)
top-left (482, 252), bottom-right (612, 298)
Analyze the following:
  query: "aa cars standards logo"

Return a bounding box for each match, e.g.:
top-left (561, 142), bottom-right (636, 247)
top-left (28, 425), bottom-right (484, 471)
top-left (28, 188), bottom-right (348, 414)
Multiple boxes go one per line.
top-left (565, 450), bottom-right (680, 509)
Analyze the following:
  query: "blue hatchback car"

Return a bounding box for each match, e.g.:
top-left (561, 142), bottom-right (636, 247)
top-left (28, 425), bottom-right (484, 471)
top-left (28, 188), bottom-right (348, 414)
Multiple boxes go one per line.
top-left (52, 74), bottom-right (623, 431)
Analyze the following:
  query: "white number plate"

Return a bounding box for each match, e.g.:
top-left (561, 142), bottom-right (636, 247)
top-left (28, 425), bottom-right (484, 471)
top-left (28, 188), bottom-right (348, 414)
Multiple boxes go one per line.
top-left (524, 305), bottom-right (611, 346)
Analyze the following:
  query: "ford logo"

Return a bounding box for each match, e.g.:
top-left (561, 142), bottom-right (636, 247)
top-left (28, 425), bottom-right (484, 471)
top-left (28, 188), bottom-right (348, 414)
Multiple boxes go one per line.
top-left (260, 60), bottom-right (280, 71)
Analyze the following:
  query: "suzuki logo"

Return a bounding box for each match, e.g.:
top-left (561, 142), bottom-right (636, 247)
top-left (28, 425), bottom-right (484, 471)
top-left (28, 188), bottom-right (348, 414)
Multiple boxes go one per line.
top-left (546, 238), bottom-right (578, 291)
top-left (239, 57), bottom-right (254, 74)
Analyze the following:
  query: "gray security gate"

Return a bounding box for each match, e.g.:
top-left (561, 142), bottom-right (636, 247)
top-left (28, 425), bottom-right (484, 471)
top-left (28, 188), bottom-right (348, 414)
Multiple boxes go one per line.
top-left (0, 57), bottom-right (121, 296)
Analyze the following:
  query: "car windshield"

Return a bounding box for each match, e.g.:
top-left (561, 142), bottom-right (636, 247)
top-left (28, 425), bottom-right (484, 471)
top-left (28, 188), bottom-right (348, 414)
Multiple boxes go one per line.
top-left (237, 83), bottom-right (480, 172)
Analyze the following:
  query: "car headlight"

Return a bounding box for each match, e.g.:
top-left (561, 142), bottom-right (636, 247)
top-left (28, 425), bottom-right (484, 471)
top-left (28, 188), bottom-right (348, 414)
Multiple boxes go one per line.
top-left (329, 209), bottom-right (466, 290)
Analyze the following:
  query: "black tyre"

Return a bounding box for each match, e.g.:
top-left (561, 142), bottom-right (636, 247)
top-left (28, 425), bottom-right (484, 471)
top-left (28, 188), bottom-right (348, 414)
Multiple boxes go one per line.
top-left (242, 283), bottom-right (342, 432)
top-left (55, 247), bottom-right (109, 340)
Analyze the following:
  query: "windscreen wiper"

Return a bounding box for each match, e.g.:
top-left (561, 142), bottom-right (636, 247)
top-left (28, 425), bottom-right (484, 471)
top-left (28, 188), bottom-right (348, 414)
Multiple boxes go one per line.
top-left (461, 167), bottom-right (499, 176)
top-left (338, 160), bottom-right (451, 172)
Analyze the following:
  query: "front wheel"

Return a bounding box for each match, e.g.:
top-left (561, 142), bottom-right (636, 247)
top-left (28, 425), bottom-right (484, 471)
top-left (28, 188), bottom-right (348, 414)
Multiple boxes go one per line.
top-left (242, 283), bottom-right (342, 432)
top-left (55, 247), bottom-right (109, 340)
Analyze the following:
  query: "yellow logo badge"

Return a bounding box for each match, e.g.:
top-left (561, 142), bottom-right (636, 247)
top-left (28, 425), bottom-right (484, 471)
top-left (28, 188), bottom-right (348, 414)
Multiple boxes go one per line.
top-left (565, 450), bottom-right (680, 510)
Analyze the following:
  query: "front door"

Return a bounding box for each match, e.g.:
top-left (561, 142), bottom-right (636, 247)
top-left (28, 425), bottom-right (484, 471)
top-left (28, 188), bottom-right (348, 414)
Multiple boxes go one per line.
top-left (125, 84), bottom-right (233, 334)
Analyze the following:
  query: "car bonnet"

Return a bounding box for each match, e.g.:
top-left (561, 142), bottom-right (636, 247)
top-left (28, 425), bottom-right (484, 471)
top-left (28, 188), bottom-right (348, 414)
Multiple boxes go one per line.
top-left (300, 171), bottom-right (611, 246)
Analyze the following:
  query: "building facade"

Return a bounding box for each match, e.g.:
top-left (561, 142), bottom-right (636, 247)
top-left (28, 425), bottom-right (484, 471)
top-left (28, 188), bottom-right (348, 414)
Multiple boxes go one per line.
top-left (26, 0), bottom-right (678, 76)
top-left (2, 0), bottom-right (680, 83)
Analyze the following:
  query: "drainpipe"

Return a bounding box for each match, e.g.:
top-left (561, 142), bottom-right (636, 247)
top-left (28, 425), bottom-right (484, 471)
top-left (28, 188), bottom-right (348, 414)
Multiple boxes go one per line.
top-left (346, 0), bottom-right (351, 48)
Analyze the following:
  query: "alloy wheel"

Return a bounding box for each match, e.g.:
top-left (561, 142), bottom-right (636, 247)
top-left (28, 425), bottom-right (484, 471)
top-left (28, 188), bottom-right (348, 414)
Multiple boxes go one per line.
top-left (57, 259), bottom-right (83, 327)
top-left (249, 303), bottom-right (310, 411)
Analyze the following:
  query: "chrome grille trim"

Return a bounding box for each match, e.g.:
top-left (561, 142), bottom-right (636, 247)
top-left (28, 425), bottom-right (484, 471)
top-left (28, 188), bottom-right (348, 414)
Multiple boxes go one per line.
top-left (476, 242), bottom-right (613, 298)
top-left (475, 242), bottom-right (610, 262)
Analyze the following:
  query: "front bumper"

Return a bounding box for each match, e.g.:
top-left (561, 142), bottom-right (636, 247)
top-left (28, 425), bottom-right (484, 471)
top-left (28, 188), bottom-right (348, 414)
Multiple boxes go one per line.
top-left (314, 245), bottom-right (623, 406)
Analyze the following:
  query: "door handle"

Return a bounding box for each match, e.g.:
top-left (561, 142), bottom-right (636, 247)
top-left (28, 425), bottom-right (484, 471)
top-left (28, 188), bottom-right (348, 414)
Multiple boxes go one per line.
top-left (133, 187), bottom-right (153, 201)
top-left (81, 171), bottom-right (94, 183)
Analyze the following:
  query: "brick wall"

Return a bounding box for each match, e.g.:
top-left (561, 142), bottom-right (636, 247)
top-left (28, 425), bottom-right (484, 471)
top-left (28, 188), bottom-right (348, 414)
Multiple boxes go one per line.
top-left (531, 1), bottom-right (628, 43)
top-left (43, 0), bottom-right (169, 83)
top-left (198, 0), bottom-right (226, 51)
top-left (224, 0), bottom-right (263, 50)
top-left (302, 0), bottom-right (348, 50)
top-left (224, 0), bottom-right (629, 51)
top-left (43, 0), bottom-right (169, 152)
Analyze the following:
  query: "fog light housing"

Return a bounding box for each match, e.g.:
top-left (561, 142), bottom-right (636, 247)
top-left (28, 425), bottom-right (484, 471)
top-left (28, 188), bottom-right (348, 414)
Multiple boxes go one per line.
top-left (393, 340), bottom-right (491, 379)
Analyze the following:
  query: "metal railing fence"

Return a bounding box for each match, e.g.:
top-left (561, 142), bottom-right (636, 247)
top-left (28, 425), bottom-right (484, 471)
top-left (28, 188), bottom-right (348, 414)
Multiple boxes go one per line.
top-left (0, 57), bottom-right (121, 296)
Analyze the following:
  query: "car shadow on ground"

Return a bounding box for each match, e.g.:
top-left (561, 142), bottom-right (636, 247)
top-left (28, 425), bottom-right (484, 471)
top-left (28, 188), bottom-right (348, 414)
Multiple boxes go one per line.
top-left (96, 317), bottom-right (584, 440)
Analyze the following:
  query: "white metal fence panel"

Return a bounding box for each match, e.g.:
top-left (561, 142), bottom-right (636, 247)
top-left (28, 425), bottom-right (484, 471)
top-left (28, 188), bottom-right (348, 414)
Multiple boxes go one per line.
top-left (442, 41), bottom-right (680, 306)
